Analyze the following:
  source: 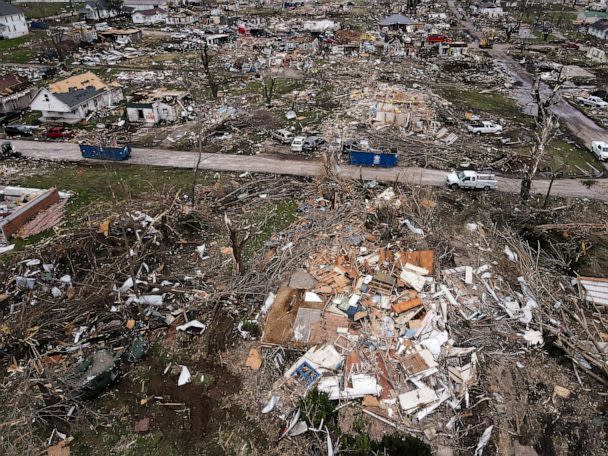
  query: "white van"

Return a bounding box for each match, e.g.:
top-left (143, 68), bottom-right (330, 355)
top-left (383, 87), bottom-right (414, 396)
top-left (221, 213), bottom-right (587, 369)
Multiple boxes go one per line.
top-left (591, 141), bottom-right (608, 161)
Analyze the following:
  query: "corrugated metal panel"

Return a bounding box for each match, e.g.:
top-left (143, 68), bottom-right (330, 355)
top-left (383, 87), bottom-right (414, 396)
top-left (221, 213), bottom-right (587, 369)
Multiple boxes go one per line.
top-left (579, 277), bottom-right (608, 306)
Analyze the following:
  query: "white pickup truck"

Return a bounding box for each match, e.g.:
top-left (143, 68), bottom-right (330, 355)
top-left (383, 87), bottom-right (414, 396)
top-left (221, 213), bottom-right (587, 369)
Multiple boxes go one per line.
top-left (576, 96), bottom-right (608, 109)
top-left (467, 121), bottom-right (503, 134)
top-left (447, 170), bottom-right (498, 190)
top-left (592, 141), bottom-right (608, 161)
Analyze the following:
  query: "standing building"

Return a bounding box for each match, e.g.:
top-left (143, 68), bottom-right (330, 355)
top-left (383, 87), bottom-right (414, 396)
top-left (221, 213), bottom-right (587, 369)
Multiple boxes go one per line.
top-left (0, 1), bottom-right (28, 39)
top-left (29, 72), bottom-right (123, 124)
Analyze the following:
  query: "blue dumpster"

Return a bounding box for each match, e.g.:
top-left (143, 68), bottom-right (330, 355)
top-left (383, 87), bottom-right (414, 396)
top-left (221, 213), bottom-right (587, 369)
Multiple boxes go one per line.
top-left (348, 150), bottom-right (397, 168)
top-left (80, 144), bottom-right (131, 161)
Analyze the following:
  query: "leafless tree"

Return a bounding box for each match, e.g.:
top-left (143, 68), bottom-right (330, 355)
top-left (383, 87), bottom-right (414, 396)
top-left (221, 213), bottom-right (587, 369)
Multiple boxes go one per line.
top-left (191, 134), bottom-right (205, 204)
top-left (200, 41), bottom-right (222, 99)
top-left (224, 213), bottom-right (251, 275)
top-left (520, 71), bottom-right (565, 203)
top-left (261, 75), bottom-right (276, 108)
top-left (48, 30), bottom-right (66, 62)
top-left (190, 119), bottom-right (228, 204)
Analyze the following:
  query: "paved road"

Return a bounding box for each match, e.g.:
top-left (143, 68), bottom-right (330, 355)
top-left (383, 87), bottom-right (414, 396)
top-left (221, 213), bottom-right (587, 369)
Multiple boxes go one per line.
top-left (447, 1), bottom-right (608, 149)
top-left (11, 140), bottom-right (608, 202)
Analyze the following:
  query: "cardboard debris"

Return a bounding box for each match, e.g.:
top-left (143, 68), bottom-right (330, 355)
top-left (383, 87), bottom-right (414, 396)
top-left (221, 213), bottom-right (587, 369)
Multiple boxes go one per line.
top-left (245, 348), bottom-right (262, 370)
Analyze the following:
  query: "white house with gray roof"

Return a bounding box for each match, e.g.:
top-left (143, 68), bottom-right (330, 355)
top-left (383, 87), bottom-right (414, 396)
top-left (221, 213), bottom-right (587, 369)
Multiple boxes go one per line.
top-left (30, 83), bottom-right (123, 124)
top-left (0, 1), bottom-right (28, 39)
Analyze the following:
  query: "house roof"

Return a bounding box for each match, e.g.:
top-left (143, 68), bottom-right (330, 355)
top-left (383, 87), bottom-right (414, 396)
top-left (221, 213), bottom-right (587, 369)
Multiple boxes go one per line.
top-left (0, 74), bottom-right (27, 95)
top-left (48, 72), bottom-right (108, 93)
top-left (590, 19), bottom-right (608, 31)
top-left (583, 11), bottom-right (608, 18)
top-left (134, 7), bottom-right (166, 16)
top-left (85, 0), bottom-right (108, 9)
top-left (53, 86), bottom-right (106, 108)
top-left (123, 0), bottom-right (166, 5)
top-left (379, 14), bottom-right (414, 26)
top-left (0, 0), bottom-right (23, 16)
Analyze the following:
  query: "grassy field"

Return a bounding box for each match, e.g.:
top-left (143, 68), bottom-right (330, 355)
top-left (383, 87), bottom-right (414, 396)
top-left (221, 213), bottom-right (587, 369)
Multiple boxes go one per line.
top-left (11, 163), bottom-right (203, 216)
top-left (511, 139), bottom-right (604, 177)
top-left (18, 2), bottom-right (83, 19)
top-left (439, 88), bottom-right (525, 120)
top-left (0, 31), bottom-right (46, 63)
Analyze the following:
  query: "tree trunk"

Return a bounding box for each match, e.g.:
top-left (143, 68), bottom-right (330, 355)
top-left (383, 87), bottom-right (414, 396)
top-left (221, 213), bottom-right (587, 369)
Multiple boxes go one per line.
top-left (520, 172), bottom-right (532, 202)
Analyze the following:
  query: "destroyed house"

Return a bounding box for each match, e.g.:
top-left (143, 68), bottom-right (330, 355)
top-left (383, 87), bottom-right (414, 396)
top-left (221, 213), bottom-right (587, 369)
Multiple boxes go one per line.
top-left (282, 0), bottom-right (304, 9)
top-left (578, 277), bottom-right (608, 306)
top-left (0, 187), bottom-right (67, 242)
top-left (588, 19), bottom-right (608, 40)
top-left (166, 10), bottom-right (196, 25)
top-left (126, 89), bottom-right (189, 125)
top-left (0, 0), bottom-right (28, 39)
top-left (0, 74), bottom-right (35, 114)
top-left (372, 88), bottom-right (435, 131)
top-left (29, 72), bottom-right (123, 124)
top-left (98, 28), bottom-right (143, 43)
top-left (438, 41), bottom-right (468, 57)
top-left (476, 2), bottom-right (504, 17)
top-left (286, 34), bottom-right (318, 52)
top-left (80, 0), bottom-right (118, 21)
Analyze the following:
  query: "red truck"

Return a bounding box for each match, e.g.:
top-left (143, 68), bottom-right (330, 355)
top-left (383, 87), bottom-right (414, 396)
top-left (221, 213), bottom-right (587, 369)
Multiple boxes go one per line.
top-left (46, 126), bottom-right (74, 139)
top-left (426, 34), bottom-right (449, 43)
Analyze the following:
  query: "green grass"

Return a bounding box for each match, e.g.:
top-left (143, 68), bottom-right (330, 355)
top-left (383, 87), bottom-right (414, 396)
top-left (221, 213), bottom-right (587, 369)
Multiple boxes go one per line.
top-left (238, 77), bottom-right (303, 98)
top-left (0, 31), bottom-right (46, 63)
top-left (0, 33), bottom-right (31, 50)
top-left (439, 88), bottom-right (523, 119)
top-left (510, 139), bottom-right (603, 176)
top-left (246, 199), bottom-right (298, 257)
top-left (19, 2), bottom-right (83, 19)
top-left (11, 163), bottom-right (205, 215)
top-left (72, 422), bottom-right (180, 456)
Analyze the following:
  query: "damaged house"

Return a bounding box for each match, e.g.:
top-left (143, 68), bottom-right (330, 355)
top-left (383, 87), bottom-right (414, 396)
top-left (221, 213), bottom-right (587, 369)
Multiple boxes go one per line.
top-left (379, 14), bottom-right (414, 32)
top-left (0, 1), bottom-right (28, 39)
top-left (588, 19), bottom-right (608, 40)
top-left (29, 72), bottom-right (123, 124)
top-left (372, 88), bottom-right (436, 132)
top-left (166, 10), bottom-right (197, 25)
top-left (132, 7), bottom-right (167, 25)
top-left (126, 88), bottom-right (190, 125)
top-left (0, 74), bottom-right (36, 114)
top-left (80, 0), bottom-right (118, 21)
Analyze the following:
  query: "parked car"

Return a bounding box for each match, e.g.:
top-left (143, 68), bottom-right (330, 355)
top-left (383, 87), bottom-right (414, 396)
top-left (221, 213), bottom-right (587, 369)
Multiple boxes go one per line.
top-left (302, 136), bottom-right (325, 151)
top-left (46, 126), bottom-right (74, 139)
top-left (4, 124), bottom-right (34, 137)
top-left (446, 170), bottom-right (497, 190)
top-left (467, 121), bottom-right (503, 134)
top-left (576, 96), bottom-right (608, 108)
top-left (562, 42), bottom-right (580, 50)
top-left (426, 34), bottom-right (449, 43)
top-left (271, 129), bottom-right (295, 144)
top-left (290, 136), bottom-right (306, 152)
top-left (591, 141), bottom-right (608, 161)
